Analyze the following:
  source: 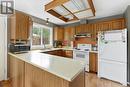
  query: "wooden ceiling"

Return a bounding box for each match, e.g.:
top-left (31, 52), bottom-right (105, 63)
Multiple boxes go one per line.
top-left (45, 0), bottom-right (96, 22)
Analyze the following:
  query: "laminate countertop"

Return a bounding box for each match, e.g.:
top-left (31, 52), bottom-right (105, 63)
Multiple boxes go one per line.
top-left (8, 51), bottom-right (85, 82)
top-left (32, 47), bottom-right (98, 53)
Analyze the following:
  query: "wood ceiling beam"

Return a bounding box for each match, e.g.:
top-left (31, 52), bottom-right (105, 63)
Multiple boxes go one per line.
top-left (87, 0), bottom-right (96, 16)
top-left (45, 0), bottom-right (70, 11)
top-left (47, 9), bottom-right (68, 22)
top-left (61, 5), bottom-right (79, 20)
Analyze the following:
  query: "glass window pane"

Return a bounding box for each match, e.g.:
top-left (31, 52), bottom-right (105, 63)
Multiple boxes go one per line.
top-left (32, 27), bottom-right (41, 45)
top-left (42, 28), bottom-right (50, 45)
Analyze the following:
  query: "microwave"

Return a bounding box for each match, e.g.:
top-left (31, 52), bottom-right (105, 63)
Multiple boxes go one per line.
top-left (10, 44), bottom-right (30, 53)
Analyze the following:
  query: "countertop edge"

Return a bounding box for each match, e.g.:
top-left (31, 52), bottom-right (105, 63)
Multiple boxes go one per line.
top-left (8, 52), bottom-right (85, 82)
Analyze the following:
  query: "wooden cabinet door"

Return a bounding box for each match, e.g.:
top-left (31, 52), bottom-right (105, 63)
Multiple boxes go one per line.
top-left (21, 15), bottom-right (30, 40)
top-left (112, 18), bottom-right (125, 30)
top-left (75, 25), bottom-right (81, 34)
top-left (9, 55), bottom-right (25, 87)
top-left (16, 12), bottom-right (30, 40)
top-left (10, 12), bottom-right (31, 42)
top-left (75, 24), bottom-right (86, 34)
top-left (80, 24), bottom-right (86, 33)
top-left (64, 50), bottom-right (73, 58)
top-left (15, 12), bottom-right (23, 40)
top-left (10, 14), bottom-right (16, 40)
top-left (64, 27), bottom-right (70, 41)
top-left (102, 22), bottom-right (112, 31)
top-left (64, 26), bottom-right (75, 43)
top-left (25, 63), bottom-right (43, 87)
top-left (89, 52), bottom-right (97, 73)
top-left (25, 63), bottom-right (71, 87)
top-left (54, 27), bottom-right (64, 41)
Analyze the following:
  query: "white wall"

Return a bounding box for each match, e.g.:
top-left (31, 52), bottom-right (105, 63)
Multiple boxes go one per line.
top-left (0, 15), bottom-right (7, 81)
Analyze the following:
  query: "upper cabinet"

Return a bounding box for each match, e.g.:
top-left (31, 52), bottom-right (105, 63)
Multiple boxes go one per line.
top-left (54, 27), bottom-right (64, 41)
top-left (64, 26), bottom-right (75, 41)
top-left (75, 24), bottom-right (86, 34)
top-left (111, 18), bottom-right (125, 30)
top-left (75, 18), bottom-right (125, 39)
top-left (54, 18), bottom-right (125, 44)
top-left (10, 12), bottom-right (32, 43)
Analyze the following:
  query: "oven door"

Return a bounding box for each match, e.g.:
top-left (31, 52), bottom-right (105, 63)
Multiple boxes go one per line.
top-left (73, 50), bottom-right (89, 71)
top-left (73, 50), bottom-right (89, 65)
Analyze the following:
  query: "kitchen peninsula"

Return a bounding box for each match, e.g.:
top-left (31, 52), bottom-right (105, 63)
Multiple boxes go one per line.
top-left (8, 51), bottom-right (85, 87)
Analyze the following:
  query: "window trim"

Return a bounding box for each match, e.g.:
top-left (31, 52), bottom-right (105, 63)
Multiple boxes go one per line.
top-left (31, 23), bottom-right (53, 49)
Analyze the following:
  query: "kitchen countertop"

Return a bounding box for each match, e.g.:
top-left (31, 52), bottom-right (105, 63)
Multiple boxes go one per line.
top-left (8, 51), bottom-right (85, 82)
top-left (31, 47), bottom-right (98, 53)
top-left (89, 51), bottom-right (98, 53)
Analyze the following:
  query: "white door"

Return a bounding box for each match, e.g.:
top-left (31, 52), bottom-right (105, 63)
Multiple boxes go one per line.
top-left (0, 15), bottom-right (7, 81)
top-left (98, 30), bottom-right (127, 63)
top-left (99, 42), bottom-right (127, 63)
top-left (98, 59), bottom-right (127, 86)
top-left (73, 50), bottom-right (89, 64)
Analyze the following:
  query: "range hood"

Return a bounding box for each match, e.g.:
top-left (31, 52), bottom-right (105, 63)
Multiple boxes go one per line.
top-left (74, 33), bottom-right (91, 38)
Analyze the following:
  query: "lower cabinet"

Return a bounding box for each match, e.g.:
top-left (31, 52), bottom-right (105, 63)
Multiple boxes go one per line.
top-left (8, 55), bottom-right (85, 87)
top-left (25, 63), bottom-right (43, 87)
top-left (25, 63), bottom-right (85, 87)
top-left (8, 55), bottom-right (25, 87)
top-left (64, 50), bottom-right (73, 58)
top-left (89, 52), bottom-right (98, 73)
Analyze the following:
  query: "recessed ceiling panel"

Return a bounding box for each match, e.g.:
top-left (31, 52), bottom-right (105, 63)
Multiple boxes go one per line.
top-left (75, 9), bottom-right (93, 19)
top-left (53, 5), bottom-right (70, 16)
top-left (63, 0), bottom-right (90, 13)
top-left (81, 0), bottom-right (90, 8)
top-left (63, 1), bottom-right (79, 12)
top-left (71, 0), bottom-right (86, 10)
top-left (65, 14), bottom-right (74, 20)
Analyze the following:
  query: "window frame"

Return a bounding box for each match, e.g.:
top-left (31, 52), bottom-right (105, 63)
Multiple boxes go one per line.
top-left (31, 23), bottom-right (53, 49)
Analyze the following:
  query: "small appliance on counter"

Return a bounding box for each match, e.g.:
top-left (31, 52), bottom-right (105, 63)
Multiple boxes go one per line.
top-left (53, 40), bottom-right (63, 48)
top-left (92, 44), bottom-right (98, 51)
top-left (9, 43), bottom-right (30, 53)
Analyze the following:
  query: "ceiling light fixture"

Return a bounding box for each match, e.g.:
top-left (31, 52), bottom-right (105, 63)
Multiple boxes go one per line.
top-left (46, 18), bottom-right (49, 24)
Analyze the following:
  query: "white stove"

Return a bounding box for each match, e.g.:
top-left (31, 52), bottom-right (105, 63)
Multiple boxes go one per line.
top-left (73, 44), bottom-right (91, 72)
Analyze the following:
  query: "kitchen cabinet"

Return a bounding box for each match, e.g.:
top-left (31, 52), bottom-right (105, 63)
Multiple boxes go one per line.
top-left (111, 18), bottom-right (125, 30)
top-left (64, 26), bottom-right (75, 46)
top-left (8, 54), bottom-right (85, 87)
top-left (75, 24), bottom-right (86, 34)
top-left (8, 55), bottom-right (25, 87)
top-left (54, 27), bottom-right (64, 41)
top-left (24, 61), bottom-right (85, 87)
top-left (25, 63), bottom-right (43, 87)
top-left (75, 18), bottom-right (125, 38)
top-left (64, 50), bottom-right (73, 58)
top-left (95, 18), bottom-right (125, 31)
top-left (10, 11), bottom-right (32, 43)
top-left (64, 26), bottom-right (75, 43)
top-left (89, 52), bottom-right (97, 73)
top-left (93, 18), bottom-right (125, 41)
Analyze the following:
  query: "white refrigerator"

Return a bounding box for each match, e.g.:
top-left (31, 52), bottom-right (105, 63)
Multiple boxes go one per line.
top-left (98, 29), bottom-right (127, 86)
top-left (0, 15), bottom-right (7, 81)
